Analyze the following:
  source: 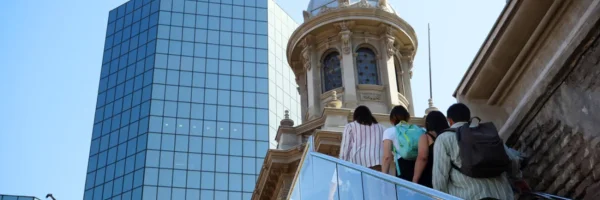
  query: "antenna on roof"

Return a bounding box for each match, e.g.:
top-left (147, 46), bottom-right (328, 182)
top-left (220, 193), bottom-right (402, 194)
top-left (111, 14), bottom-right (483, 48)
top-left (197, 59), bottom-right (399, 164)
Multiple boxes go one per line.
top-left (425, 23), bottom-right (439, 115)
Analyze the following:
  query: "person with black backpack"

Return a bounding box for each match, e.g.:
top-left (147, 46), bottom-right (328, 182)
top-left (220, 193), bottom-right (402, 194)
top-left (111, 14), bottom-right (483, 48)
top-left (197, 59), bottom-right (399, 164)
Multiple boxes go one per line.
top-left (432, 103), bottom-right (521, 200)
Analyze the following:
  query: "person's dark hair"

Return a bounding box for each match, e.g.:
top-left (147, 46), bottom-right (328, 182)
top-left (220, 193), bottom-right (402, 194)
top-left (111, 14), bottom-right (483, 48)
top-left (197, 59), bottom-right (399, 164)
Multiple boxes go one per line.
top-left (446, 103), bottom-right (471, 122)
top-left (389, 106), bottom-right (410, 125)
top-left (353, 106), bottom-right (378, 125)
top-left (425, 111), bottom-right (450, 134)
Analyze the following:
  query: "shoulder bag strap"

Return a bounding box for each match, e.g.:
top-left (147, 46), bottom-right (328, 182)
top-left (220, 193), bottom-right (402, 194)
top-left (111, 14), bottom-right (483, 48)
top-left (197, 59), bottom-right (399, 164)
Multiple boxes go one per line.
top-left (426, 132), bottom-right (437, 142)
top-left (393, 124), bottom-right (405, 176)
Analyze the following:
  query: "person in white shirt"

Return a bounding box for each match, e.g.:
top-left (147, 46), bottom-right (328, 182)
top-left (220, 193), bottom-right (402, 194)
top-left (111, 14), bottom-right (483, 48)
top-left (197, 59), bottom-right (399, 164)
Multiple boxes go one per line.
top-left (339, 105), bottom-right (385, 170)
top-left (330, 106), bottom-right (385, 200)
top-left (381, 105), bottom-right (416, 181)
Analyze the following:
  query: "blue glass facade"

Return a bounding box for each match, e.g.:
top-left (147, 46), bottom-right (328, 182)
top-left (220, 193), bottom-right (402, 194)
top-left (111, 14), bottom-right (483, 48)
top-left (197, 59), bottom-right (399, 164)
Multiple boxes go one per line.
top-left (84, 0), bottom-right (299, 199)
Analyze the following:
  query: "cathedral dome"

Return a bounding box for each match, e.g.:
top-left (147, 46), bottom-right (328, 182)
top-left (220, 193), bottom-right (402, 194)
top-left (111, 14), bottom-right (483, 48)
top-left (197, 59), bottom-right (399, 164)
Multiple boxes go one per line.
top-left (306, 0), bottom-right (396, 16)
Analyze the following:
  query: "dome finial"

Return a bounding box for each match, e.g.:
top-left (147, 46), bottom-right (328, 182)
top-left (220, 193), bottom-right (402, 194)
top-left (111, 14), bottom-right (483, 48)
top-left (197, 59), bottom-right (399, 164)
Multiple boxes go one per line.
top-left (280, 110), bottom-right (294, 127)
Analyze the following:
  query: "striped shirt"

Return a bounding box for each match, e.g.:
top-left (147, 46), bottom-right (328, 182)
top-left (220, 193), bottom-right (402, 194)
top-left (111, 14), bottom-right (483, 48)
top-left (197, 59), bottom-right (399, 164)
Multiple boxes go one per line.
top-left (339, 121), bottom-right (385, 168)
top-left (433, 122), bottom-right (520, 200)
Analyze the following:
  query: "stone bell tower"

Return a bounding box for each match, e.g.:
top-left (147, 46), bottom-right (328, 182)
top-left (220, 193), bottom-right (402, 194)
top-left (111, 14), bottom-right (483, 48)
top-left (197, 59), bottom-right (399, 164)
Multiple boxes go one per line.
top-left (253, 2), bottom-right (422, 199)
top-left (287, 0), bottom-right (418, 121)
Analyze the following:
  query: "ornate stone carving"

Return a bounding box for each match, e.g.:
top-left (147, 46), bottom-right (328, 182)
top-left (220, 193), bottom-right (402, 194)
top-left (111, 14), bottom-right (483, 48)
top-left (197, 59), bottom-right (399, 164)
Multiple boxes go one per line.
top-left (318, 6), bottom-right (335, 15)
top-left (301, 47), bottom-right (312, 71)
top-left (360, 92), bottom-right (383, 101)
top-left (379, 25), bottom-right (398, 58)
top-left (378, 0), bottom-right (393, 12)
top-left (302, 10), bottom-right (311, 21)
top-left (299, 35), bottom-right (314, 50)
top-left (385, 35), bottom-right (397, 58)
top-left (334, 21), bottom-right (354, 31)
top-left (334, 21), bottom-right (354, 55)
top-left (308, 0), bottom-right (394, 18)
top-left (379, 24), bottom-right (397, 36)
top-left (353, 0), bottom-right (372, 8)
top-left (338, 0), bottom-right (350, 7)
top-left (340, 30), bottom-right (352, 54)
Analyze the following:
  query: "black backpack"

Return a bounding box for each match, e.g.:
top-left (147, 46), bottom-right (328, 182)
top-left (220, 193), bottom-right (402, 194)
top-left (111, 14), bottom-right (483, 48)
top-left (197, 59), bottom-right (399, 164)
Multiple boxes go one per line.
top-left (445, 117), bottom-right (510, 178)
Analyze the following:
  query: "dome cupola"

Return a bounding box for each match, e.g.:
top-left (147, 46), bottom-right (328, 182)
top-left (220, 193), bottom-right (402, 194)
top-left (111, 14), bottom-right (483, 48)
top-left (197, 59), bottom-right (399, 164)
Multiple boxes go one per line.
top-left (304, 0), bottom-right (395, 21)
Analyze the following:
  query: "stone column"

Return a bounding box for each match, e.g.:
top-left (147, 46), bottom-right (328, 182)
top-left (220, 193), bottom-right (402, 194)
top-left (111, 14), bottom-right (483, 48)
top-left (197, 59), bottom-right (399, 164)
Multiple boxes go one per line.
top-left (381, 26), bottom-right (400, 108)
top-left (336, 21), bottom-right (358, 108)
top-left (399, 52), bottom-right (415, 115)
top-left (300, 36), bottom-right (320, 120)
top-left (294, 69), bottom-right (308, 122)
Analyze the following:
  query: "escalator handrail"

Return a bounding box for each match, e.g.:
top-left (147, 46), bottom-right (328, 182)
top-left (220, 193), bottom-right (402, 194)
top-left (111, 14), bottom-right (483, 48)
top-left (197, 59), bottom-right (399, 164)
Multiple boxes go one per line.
top-left (309, 151), bottom-right (462, 200)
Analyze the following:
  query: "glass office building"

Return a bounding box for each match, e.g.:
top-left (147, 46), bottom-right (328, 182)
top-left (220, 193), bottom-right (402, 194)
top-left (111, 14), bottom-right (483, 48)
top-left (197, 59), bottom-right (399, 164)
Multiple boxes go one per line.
top-left (83, 0), bottom-right (299, 199)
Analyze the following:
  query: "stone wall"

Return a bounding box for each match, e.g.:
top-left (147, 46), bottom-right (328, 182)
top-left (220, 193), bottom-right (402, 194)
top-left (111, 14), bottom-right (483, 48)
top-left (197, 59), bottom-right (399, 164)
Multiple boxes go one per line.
top-left (507, 22), bottom-right (600, 199)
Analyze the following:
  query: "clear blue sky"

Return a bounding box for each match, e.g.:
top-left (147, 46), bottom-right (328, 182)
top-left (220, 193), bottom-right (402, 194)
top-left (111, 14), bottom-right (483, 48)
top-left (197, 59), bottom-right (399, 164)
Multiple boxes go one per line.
top-left (0, 0), bottom-right (504, 199)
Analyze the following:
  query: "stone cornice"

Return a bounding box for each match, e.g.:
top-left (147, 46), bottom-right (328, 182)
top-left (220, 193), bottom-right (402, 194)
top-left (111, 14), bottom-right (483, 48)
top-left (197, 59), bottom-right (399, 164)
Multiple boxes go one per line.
top-left (453, 0), bottom-right (567, 103)
top-left (287, 8), bottom-right (418, 75)
top-left (253, 146), bottom-right (305, 200)
top-left (453, 0), bottom-right (518, 98)
top-left (487, 0), bottom-right (571, 105)
top-left (313, 129), bottom-right (343, 156)
top-left (334, 20), bottom-right (356, 31)
top-left (357, 84), bottom-right (385, 91)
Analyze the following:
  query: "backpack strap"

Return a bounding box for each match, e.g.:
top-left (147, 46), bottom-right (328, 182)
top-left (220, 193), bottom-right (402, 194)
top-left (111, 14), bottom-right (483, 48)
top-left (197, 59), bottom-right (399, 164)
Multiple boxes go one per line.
top-left (426, 132), bottom-right (437, 141)
top-left (444, 128), bottom-right (457, 133)
top-left (392, 123), bottom-right (406, 176)
top-left (443, 127), bottom-right (463, 173)
top-left (451, 162), bottom-right (461, 172)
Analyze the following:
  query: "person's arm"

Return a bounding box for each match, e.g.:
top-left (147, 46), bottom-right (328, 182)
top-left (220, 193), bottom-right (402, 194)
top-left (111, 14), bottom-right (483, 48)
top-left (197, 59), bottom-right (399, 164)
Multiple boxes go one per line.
top-left (432, 135), bottom-right (450, 193)
top-left (381, 139), bottom-right (393, 174)
top-left (339, 124), bottom-right (353, 161)
top-left (413, 134), bottom-right (429, 183)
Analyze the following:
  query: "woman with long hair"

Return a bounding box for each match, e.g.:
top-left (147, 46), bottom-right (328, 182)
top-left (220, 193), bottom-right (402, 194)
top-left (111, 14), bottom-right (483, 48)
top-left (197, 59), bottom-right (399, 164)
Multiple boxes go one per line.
top-left (339, 105), bottom-right (385, 170)
top-left (413, 111), bottom-right (449, 188)
top-left (382, 105), bottom-right (424, 181)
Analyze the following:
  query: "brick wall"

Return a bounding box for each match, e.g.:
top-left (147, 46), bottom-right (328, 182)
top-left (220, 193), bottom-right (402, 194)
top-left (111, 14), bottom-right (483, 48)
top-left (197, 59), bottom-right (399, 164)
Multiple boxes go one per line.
top-left (507, 24), bottom-right (600, 199)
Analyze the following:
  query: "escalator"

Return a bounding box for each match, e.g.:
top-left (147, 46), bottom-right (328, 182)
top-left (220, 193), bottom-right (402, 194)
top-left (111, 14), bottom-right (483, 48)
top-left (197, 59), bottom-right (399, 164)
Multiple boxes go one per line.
top-left (287, 136), bottom-right (461, 200)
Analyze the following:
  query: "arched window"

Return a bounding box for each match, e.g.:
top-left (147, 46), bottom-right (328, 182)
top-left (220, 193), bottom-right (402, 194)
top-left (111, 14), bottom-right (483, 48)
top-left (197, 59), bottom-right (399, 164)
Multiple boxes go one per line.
top-left (355, 48), bottom-right (379, 85)
top-left (322, 52), bottom-right (342, 92)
